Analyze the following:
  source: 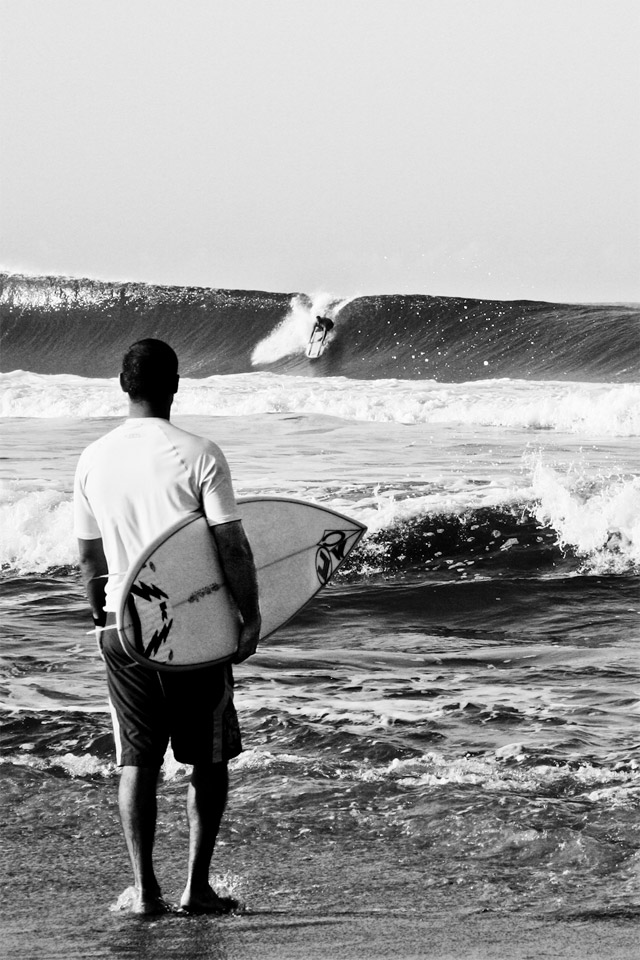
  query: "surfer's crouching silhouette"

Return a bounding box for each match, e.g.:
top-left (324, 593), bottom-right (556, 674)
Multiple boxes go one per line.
top-left (315, 316), bottom-right (334, 334)
top-left (306, 316), bottom-right (334, 359)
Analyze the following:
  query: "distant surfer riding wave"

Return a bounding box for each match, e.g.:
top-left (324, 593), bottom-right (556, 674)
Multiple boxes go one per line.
top-left (306, 316), bottom-right (334, 359)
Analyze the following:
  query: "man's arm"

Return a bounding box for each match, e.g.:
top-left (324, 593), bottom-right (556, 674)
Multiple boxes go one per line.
top-left (77, 537), bottom-right (108, 626)
top-left (212, 521), bottom-right (261, 663)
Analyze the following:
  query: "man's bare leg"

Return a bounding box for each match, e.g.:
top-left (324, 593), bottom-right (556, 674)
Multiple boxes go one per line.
top-left (112, 765), bottom-right (167, 914)
top-left (180, 761), bottom-right (236, 912)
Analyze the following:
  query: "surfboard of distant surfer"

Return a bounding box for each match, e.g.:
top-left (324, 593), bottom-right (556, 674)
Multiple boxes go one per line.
top-left (117, 497), bottom-right (366, 669)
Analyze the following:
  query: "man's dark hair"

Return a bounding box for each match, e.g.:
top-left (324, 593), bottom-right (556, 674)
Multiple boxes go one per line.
top-left (121, 339), bottom-right (179, 401)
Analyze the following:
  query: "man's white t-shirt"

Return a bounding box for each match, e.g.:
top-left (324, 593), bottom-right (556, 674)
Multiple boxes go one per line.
top-left (73, 418), bottom-right (241, 612)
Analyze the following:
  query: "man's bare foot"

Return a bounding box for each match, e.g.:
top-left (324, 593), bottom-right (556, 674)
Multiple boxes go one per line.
top-left (110, 885), bottom-right (170, 915)
top-left (179, 883), bottom-right (239, 914)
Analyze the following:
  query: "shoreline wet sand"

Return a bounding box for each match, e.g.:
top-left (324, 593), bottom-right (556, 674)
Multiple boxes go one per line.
top-left (2, 775), bottom-right (638, 960)
top-left (3, 897), bottom-right (639, 959)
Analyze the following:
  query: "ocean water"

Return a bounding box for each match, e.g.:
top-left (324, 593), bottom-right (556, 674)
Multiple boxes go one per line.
top-left (0, 275), bottom-right (639, 950)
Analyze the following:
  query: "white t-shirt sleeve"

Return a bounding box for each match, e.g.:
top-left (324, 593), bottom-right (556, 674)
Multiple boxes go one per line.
top-left (73, 455), bottom-right (101, 539)
top-left (198, 443), bottom-right (241, 526)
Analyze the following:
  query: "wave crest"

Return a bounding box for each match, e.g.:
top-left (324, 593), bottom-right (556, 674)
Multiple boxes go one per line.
top-left (2, 272), bottom-right (638, 382)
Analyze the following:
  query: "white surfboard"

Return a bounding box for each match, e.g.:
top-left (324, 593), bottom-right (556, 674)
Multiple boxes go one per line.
top-left (117, 497), bottom-right (366, 670)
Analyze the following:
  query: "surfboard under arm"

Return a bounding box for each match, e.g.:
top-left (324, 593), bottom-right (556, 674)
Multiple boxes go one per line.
top-left (117, 497), bottom-right (366, 670)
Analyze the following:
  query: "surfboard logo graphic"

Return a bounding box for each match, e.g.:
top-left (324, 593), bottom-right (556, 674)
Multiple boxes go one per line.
top-left (315, 528), bottom-right (361, 585)
top-left (144, 619), bottom-right (174, 660)
top-left (130, 579), bottom-right (174, 659)
top-left (130, 580), bottom-right (169, 604)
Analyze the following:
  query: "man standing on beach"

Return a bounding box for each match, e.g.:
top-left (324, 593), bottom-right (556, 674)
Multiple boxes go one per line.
top-left (74, 339), bottom-right (261, 915)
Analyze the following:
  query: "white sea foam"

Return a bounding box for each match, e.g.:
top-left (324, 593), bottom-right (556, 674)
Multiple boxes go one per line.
top-left (0, 474), bottom-right (520, 573)
top-left (352, 482), bottom-right (529, 534)
top-left (176, 746), bottom-right (640, 796)
top-left (531, 463), bottom-right (640, 572)
top-left (0, 371), bottom-right (124, 418)
top-left (0, 479), bottom-right (76, 571)
top-left (0, 752), bottom-right (115, 777)
top-left (2, 460), bottom-right (639, 574)
top-left (372, 752), bottom-right (640, 794)
top-left (2, 371), bottom-right (639, 436)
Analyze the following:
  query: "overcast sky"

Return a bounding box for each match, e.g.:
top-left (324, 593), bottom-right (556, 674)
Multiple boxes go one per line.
top-left (1, 0), bottom-right (638, 302)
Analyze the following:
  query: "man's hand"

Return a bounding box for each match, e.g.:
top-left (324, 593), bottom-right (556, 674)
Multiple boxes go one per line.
top-left (212, 521), bottom-right (261, 664)
top-left (233, 617), bottom-right (262, 664)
